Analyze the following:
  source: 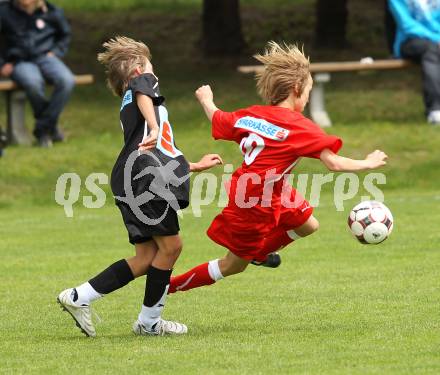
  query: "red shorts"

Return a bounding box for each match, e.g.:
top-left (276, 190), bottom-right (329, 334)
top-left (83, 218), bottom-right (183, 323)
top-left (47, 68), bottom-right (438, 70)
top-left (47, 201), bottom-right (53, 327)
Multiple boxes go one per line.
top-left (207, 187), bottom-right (313, 261)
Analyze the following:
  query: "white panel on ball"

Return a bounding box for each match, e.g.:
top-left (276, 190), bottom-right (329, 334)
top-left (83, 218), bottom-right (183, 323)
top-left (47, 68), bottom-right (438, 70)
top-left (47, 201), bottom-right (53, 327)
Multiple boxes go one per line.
top-left (363, 222), bottom-right (388, 244)
top-left (348, 200), bottom-right (394, 245)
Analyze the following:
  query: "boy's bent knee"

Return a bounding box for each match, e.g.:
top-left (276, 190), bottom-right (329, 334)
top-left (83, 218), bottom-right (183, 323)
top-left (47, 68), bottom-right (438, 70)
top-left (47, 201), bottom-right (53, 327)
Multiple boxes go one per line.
top-left (309, 217), bottom-right (319, 233)
top-left (54, 73), bottom-right (75, 91)
top-left (294, 216), bottom-right (319, 237)
top-left (16, 77), bottom-right (45, 95)
top-left (155, 235), bottom-right (183, 257)
top-left (219, 255), bottom-right (248, 277)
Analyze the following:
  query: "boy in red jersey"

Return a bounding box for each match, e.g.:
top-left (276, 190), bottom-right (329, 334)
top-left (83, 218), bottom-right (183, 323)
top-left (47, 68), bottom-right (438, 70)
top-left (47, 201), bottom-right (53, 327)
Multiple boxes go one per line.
top-left (168, 42), bottom-right (388, 294)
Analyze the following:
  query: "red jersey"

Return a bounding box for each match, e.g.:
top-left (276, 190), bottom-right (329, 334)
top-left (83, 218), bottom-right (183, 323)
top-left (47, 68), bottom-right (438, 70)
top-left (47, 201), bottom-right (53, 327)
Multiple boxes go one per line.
top-left (212, 105), bottom-right (343, 219)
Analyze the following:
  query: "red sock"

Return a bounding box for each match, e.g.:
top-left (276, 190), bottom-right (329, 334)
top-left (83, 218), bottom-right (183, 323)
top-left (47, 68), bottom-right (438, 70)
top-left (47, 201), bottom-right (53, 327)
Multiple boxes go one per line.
top-left (169, 262), bottom-right (215, 294)
top-left (257, 228), bottom-right (295, 261)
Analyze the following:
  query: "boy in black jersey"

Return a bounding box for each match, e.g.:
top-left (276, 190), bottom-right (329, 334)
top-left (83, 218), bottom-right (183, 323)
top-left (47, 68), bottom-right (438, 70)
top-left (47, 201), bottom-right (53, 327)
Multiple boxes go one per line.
top-left (57, 36), bottom-right (222, 337)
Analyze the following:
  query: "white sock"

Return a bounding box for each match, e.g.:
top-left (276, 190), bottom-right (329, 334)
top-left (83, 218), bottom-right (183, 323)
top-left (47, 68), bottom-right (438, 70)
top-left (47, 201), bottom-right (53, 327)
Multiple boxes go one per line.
top-left (138, 285), bottom-right (169, 329)
top-left (287, 230), bottom-right (302, 241)
top-left (208, 259), bottom-right (224, 281)
top-left (75, 282), bottom-right (102, 306)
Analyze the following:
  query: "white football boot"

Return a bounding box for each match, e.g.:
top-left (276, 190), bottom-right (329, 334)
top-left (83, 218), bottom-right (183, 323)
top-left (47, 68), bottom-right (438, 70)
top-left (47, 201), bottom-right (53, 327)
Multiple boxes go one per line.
top-left (428, 110), bottom-right (440, 125)
top-left (132, 319), bottom-right (188, 336)
top-left (57, 288), bottom-right (96, 337)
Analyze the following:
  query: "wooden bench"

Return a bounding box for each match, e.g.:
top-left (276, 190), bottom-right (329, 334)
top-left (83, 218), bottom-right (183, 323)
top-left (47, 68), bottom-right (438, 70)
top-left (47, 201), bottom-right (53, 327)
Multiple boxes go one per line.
top-left (238, 59), bottom-right (413, 127)
top-left (0, 74), bottom-right (94, 144)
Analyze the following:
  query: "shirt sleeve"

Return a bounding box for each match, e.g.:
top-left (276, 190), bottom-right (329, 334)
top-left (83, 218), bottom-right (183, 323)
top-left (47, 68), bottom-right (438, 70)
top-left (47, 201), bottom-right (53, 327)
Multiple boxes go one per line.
top-left (51, 7), bottom-right (71, 58)
top-left (211, 110), bottom-right (238, 141)
top-left (290, 118), bottom-right (343, 159)
top-left (389, 0), bottom-right (440, 45)
top-left (130, 74), bottom-right (165, 106)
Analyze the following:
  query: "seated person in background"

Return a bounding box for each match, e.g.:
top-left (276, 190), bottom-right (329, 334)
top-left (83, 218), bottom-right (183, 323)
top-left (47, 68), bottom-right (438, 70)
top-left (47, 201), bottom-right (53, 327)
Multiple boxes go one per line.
top-left (0, 0), bottom-right (75, 147)
top-left (389, 0), bottom-right (440, 126)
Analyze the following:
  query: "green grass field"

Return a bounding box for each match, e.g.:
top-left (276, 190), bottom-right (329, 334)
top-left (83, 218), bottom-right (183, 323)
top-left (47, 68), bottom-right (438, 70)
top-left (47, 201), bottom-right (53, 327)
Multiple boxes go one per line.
top-left (1, 70), bottom-right (440, 373)
top-left (51, 0), bottom-right (312, 12)
top-left (1, 193), bottom-right (440, 374)
top-left (1, 2), bottom-right (440, 373)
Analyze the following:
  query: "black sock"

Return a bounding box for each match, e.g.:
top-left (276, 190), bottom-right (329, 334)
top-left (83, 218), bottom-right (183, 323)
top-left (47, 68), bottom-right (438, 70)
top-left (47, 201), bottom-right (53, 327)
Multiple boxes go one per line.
top-left (89, 259), bottom-right (134, 295)
top-left (143, 266), bottom-right (172, 307)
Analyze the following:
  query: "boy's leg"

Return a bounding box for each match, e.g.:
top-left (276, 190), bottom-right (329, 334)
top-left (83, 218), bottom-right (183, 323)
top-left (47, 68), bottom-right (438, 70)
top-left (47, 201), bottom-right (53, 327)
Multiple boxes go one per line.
top-left (400, 38), bottom-right (440, 118)
top-left (58, 240), bottom-right (157, 337)
top-left (73, 240), bottom-right (157, 304)
top-left (36, 55), bottom-right (75, 137)
top-left (134, 234), bottom-right (188, 335)
top-left (253, 188), bottom-right (316, 265)
top-left (168, 251), bottom-right (249, 294)
top-left (256, 215), bottom-right (319, 262)
top-left (10, 62), bottom-right (49, 140)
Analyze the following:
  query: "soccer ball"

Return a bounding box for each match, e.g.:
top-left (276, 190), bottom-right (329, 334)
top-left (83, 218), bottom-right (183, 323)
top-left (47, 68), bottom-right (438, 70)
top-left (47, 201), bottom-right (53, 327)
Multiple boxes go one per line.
top-left (348, 201), bottom-right (393, 244)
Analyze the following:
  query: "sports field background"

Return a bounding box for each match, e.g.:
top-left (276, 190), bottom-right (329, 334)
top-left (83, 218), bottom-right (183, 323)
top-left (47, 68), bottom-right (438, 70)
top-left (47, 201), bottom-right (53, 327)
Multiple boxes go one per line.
top-left (1, 1), bottom-right (440, 374)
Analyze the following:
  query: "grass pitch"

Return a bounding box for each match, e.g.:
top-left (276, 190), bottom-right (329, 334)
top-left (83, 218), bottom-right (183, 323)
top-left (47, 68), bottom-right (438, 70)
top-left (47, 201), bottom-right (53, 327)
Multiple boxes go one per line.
top-left (1, 5), bottom-right (440, 371)
top-left (1, 192), bottom-right (439, 374)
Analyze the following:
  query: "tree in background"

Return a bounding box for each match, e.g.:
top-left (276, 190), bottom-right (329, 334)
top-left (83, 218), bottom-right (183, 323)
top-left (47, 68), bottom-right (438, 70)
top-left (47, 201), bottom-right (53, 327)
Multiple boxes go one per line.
top-left (315, 0), bottom-right (348, 48)
top-left (201, 0), bottom-right (246, 56)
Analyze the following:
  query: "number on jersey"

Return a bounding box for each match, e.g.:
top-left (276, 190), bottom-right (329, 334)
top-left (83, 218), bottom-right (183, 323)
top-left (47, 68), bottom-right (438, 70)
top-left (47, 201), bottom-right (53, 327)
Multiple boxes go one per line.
top-left (240, 133), bottom-right (265, 165)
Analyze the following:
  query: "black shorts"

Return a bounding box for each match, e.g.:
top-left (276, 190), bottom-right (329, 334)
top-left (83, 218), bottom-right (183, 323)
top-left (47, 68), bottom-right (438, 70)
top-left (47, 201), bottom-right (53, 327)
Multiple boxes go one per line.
top-left (116, 199), bottom-right (180, 244)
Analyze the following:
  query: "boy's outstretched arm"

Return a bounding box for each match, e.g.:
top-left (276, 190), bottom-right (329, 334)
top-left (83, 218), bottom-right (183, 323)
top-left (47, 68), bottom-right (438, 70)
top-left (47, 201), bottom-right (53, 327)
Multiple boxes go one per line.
top-left (320, 148), bottom-right (388, 172)
top-left (195, 85), bottom-right (219, 121)
top-left (137, 93), bottom-right (160, 151)
top-left (189, 154), bottom-right (223, 172)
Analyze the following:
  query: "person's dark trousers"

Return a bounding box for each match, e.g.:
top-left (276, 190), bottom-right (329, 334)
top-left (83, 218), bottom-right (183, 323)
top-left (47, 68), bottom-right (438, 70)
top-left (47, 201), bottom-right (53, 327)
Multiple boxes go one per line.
top-left (401, 38), bottom-right (440, 115)
top-left (11, 55), bottom-right (75, 139)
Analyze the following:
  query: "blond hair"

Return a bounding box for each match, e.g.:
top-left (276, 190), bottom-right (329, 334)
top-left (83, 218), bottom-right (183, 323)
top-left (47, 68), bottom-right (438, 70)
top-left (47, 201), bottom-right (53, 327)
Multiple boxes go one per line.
top-left (254, 41), bottom-right (310, 105)
top-left (97, 36), bottom-right (152, 97)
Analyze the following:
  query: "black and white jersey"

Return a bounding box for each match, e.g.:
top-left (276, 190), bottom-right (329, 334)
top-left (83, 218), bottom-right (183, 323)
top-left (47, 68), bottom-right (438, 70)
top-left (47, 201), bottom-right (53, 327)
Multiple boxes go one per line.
top-left (111, 73), bottom-right (190, 210)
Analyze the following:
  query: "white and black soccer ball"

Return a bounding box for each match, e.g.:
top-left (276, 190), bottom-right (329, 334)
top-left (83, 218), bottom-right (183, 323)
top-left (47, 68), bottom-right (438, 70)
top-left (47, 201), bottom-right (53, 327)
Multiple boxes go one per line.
top-left (348, 201), bottom-right (393, 244)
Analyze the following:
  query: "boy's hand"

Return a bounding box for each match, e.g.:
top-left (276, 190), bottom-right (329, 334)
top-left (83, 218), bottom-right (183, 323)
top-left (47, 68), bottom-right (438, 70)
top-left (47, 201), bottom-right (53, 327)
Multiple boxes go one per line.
top-left (195, 85), bottom-right (214, 104)
top-left (138, 127), bottom-right (159, 152)
top-left (0, 63), bottom-right (14, 77)
top-left (190, 154), bottom-right (223, 172)
top-left (365, 150), bottom-right (388, 169)
top-left (195, 85), bottom-right (218, 121)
